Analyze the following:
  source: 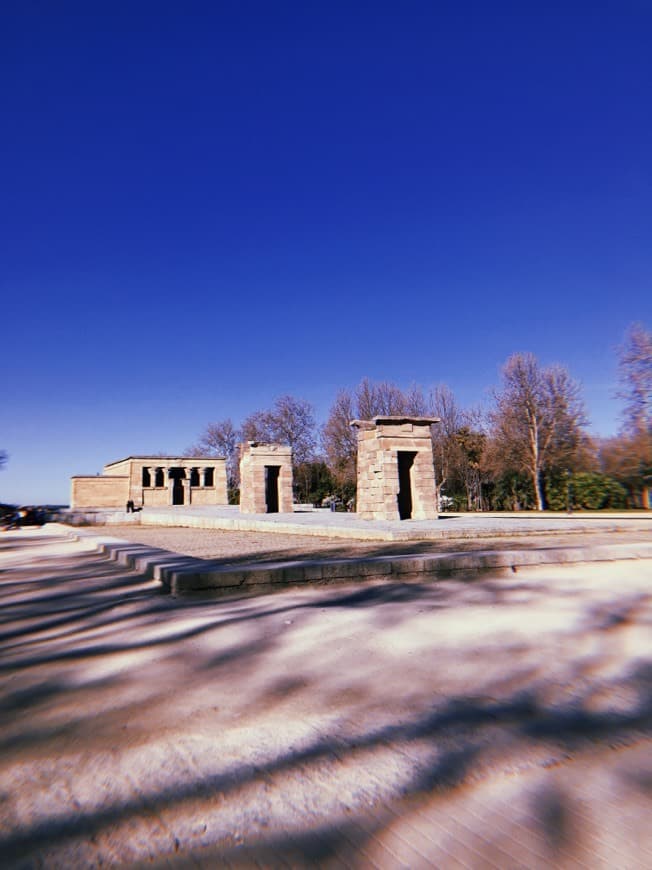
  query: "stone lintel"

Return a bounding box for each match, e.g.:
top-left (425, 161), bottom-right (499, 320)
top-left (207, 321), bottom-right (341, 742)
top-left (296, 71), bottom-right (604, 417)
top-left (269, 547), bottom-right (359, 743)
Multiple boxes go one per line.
top-left (350, 416), bottom-right (440, 429)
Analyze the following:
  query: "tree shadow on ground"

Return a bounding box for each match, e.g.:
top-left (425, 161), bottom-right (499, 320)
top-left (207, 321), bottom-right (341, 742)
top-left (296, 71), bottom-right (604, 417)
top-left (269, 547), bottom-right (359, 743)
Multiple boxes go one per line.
top-left (2, 660), bottom-right (650, 866)
top-left (1, 539), bottom-right (651, 867)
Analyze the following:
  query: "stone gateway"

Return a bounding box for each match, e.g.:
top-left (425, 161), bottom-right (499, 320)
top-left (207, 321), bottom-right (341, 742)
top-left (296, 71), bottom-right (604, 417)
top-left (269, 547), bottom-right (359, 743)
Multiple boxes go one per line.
top-left (239, 442), bottom-right (293, 514)
top-left (351, 417), bottom-right (440, 521)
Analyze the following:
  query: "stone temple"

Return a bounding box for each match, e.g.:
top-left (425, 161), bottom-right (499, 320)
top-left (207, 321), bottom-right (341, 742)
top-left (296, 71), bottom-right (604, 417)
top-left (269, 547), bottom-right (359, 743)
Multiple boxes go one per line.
top-left (71, 456), bottom-right (228, 509)
top-left (351, 416), bottom-right (440, 521)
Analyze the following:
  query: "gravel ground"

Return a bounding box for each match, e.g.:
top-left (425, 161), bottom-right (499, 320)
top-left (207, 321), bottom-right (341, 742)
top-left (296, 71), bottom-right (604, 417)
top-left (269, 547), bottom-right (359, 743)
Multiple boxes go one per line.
top-left (97, 523), bottom-right (651, 566)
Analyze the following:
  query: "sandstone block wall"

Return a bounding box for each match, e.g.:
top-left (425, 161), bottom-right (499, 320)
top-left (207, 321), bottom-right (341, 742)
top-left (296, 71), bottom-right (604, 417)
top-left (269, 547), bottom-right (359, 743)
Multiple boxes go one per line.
top-left (71, 476), bottom-right (129, 509)
top-left (142, 489), bottom-right (170, 507)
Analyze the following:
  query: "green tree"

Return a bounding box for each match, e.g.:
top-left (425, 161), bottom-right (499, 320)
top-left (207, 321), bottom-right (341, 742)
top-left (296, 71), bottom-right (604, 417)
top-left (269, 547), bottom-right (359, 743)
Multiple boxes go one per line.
top-left (482, 468), bottom-right (535, 511)
top-left (293, 460), bottom-right (335, 506)
top-left (546, 471), bottom-right (627, 510)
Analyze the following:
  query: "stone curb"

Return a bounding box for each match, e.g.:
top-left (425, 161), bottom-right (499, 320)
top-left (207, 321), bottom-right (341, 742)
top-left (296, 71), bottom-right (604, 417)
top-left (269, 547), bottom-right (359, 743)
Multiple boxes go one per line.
top-left (85, 535), bottom-right (652, 598)
top-left (58, 509), bottom-right (652, 543)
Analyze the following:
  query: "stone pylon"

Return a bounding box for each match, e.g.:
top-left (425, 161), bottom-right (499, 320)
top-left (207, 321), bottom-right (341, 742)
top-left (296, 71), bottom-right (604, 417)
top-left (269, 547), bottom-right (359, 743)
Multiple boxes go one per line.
top-left (239, 442), bottom-right (294, 514)
top-left (351, 417), bottom-right (440, 520)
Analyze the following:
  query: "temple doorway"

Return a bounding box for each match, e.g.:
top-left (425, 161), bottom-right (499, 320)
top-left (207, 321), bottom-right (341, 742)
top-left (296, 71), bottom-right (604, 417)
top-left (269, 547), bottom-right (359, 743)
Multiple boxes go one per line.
top-left (265, 465), bottom-right (280, 513)
top-left (170, 468), bottom-right (185, 505)
top-left (397, 451), bottom-right (417, 520)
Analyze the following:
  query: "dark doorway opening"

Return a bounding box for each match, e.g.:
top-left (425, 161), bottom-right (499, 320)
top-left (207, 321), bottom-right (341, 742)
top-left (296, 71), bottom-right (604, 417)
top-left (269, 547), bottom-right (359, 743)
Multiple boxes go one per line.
top-left (397, 451), bottom-right (417, 520)
top-left (265, 465), bottom-right (280, 513)
top-left (170, 468), bottom-right (185, 505)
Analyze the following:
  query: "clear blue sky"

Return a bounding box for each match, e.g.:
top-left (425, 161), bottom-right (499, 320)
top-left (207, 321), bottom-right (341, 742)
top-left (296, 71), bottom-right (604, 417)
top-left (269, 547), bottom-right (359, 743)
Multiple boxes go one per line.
top-left (1, 1), bottom-right (651, 504)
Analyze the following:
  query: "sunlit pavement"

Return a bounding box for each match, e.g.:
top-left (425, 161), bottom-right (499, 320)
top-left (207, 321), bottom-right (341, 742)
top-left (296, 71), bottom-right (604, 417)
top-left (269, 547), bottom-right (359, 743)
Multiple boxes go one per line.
top-left (1, 527), bottom-right (651, 868)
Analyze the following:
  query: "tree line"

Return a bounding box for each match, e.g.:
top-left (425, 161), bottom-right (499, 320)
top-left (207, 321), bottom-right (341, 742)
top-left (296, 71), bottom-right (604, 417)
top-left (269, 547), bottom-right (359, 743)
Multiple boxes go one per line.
top-left (189, 323), bottom-right (651, 511)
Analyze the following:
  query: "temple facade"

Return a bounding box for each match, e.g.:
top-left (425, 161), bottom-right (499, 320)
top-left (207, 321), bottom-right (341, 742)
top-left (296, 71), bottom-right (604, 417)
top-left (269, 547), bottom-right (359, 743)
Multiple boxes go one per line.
top-left (71, 456), bottom-right (228, 509)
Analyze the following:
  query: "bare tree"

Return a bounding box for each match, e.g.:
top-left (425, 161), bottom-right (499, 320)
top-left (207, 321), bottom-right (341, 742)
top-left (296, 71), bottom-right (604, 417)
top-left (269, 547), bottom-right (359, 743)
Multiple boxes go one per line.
top-left (618, 323), bottom-right (652, 435)
top-left (355, 378), bottom-right (416, 419)
top-left (322, 379), bottom-right (431, 497)
top-left (428, 384), bottom-right (464, 510)
top-left (404, 383), bottom-right (429, 416)
top-left (267, 395), bottom-right (317, 464)
top-left (456, 425), bottom-right (486, 511)
top-left (321, 389), bottom-right (358, 490)
top-left (240, 409), bottom-right (271, 443)
top-left (188, 419), bottom-right (240, 487)
top-left (603, 324), bottom-right (652, 508)
top-left (242, 395), bottom-right (317, 465)
top-left (490, 353), bottom-right (587, 511)
top-left (599, 432), bottom-right (650, 507)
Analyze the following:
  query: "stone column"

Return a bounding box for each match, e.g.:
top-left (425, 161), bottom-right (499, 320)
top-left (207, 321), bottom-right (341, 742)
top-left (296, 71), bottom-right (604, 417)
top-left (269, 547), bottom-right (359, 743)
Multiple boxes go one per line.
top-left (183, 467), bottom-right (191, 505)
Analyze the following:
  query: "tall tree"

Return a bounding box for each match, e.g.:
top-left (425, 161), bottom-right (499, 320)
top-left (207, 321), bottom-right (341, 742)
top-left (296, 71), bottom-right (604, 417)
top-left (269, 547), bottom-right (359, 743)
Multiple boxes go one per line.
top-left (618, 323), bottom-right (652, 435)
top-left (603, 323), bottom-right (652, 508)
top-left (490, 353), bottom-right (587, 511)
top-left (428, 384), bottom-right (464, 509)
top-left (455, 425), bottom-right (486, 511)
top-left (599, 433), bottom-right (650, 507)
top-left (427, 387), bottom-right (487, 511)
top-left (321, 389), bottom-right (358, 491)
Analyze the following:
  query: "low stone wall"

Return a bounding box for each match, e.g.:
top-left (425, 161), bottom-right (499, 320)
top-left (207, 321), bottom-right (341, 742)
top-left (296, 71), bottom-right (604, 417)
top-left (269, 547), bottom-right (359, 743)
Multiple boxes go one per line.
top-left (89, 535), bottom-right (652, 599)
top-left (70, 476), bottom-right (129, 509)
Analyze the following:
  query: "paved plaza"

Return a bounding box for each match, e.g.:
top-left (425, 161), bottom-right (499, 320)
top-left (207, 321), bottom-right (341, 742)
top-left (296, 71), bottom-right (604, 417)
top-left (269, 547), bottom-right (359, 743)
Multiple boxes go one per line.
top-left (1, 523), bottom-right (651, 867)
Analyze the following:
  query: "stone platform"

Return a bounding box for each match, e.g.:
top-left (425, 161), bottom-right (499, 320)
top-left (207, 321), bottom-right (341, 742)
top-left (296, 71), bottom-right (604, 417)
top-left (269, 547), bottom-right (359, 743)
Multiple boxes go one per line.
top-left (61, 504), bottom-right (652, 542)
top-left (57, 508), bottom-right (652, 599)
